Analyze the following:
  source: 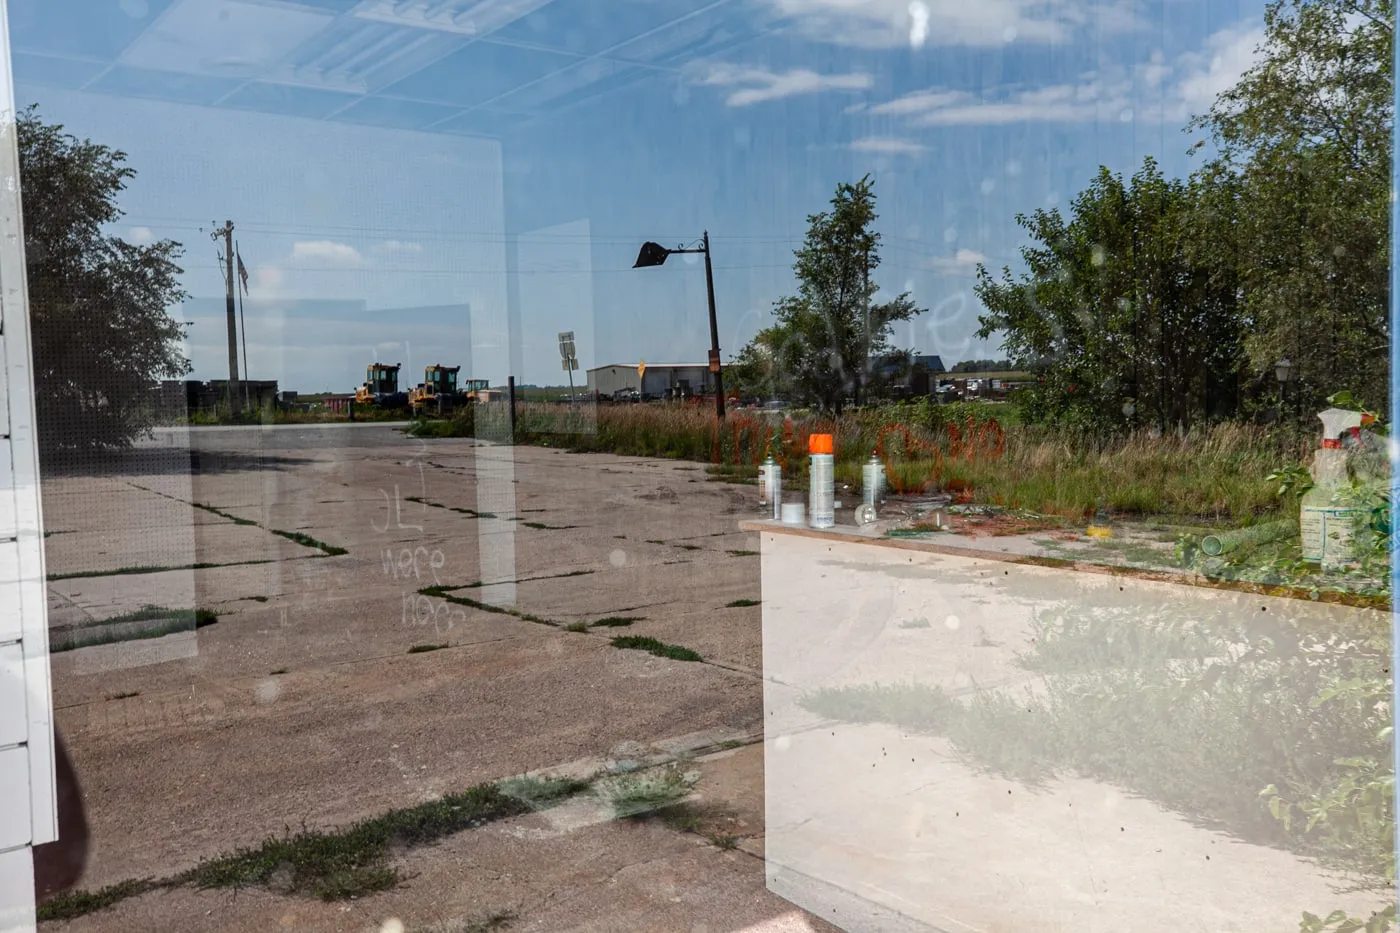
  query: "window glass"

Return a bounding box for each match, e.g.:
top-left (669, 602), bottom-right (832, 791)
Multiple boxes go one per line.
top-left (6, 1), bottom-right (1394, 932)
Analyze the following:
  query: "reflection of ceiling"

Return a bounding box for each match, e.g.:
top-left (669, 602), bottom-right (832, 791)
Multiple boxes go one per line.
top-left (9, 0), bottom-right (770, 138)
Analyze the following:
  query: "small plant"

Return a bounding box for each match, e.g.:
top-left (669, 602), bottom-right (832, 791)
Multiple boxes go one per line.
top-left (563, 622), bottom-right (589, 633)
top-left (610, 636), bottom-right (703, 662)
top-left (727, 549), bottom-right (759, 557)
top-left (104, 690), bottom-right (140, 701)
top-left (725, 599), bottom-right (760, 608)
top-left (601, 763), bottom-right (698, 819)
top-left (592, 616), bottom-right (643, 627)
top-left (269, 668), bottom-right (289, 675)
top-left (37, 879), bottom-right (159, 922)
top-left (496, 774), bottom-right (593, 811)
top-left (271, 529), bottom-right (348, 556)
top-left (407, 643), bottom-right (449, 654)
top-left (898, 617), bottom-right (931, 629)
top-left (707, 832), bottom-right (740, 850)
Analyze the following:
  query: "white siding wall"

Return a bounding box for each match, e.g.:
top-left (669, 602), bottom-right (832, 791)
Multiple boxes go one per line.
top-left (0, 2), bottom-right (58, 929)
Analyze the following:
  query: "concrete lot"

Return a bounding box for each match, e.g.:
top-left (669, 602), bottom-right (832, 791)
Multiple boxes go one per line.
top-left (41, 424), bottom-right (820, 932)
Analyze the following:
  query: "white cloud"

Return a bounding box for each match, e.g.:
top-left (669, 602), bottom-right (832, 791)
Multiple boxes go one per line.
top-left (851, 19), bottom-right (1266, 127)
top-left (926, 248), bottom-right (986, 275)
top-left (689, 62), bottom-right (872, 106)
top-left (1173, 21), bottom-right (1266, 117)
top-left (372, 239), bottom-right (424, 255)
top-left (849, 136), bottom-right (926, 154)
top-left (290, 240), bottom-right (364, 266)
top-left (757, 0), bottom-right (1118, 48)
top-left (128, 226), bottom-right (154, 245)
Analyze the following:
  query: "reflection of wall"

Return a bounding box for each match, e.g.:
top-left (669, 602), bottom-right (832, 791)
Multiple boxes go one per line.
top-left (757, 526), bottom-right (1390, 933)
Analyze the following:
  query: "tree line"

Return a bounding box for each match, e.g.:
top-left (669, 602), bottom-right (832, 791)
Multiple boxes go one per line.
top-left (732, 0), bottom-right (1390, 431)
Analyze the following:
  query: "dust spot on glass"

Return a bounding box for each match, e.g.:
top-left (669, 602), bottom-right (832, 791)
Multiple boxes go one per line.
top-left (255, 678), bottom-right (282, 703)
top-left (945, 614), bottom-right (961, 630)
top-left (980, 179), bottom-right (995, 195)
top-left (379, 920), bottom-right (405, 933)
top-left (942, 225), bottom-right (957, 244)
top-left (119, 0), bottom-right (149, 18)
top-left (610, 548), bottom-right (627, 568)
top-left (1006, 160), bottom-right (1022, 177)
top-left (1002, 26), bottom-right (1018, 42)
top-left (734, 126), bottom-right (751, 148)
top-left (1119, 108), bottom-right (1134, 123)
top-left (1046, 191), bottom-right (1060, 205)
top-left (776, 735), bottom-right (791, 751)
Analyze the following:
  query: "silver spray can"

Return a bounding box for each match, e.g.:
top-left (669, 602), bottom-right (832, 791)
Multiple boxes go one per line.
top-left (769, 460), bottom-right (782, 520)
top-left (758, 455), bottom-right (775, 507)
top-left (808, 434), bottom-right (835, 529)
top-left (862, 454), bottom-right (885, 509)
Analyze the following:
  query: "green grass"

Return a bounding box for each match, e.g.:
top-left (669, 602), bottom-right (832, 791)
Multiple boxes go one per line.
top-left (610, 636), bottom-right (703, 663)
top-left (563, 621), bottom-right (589, 633)
top-left (592, 616), bottom-right (644, 628)
top-left (727, 549), bottom-right (759, 557)
top-left (247, 595), bottom-right (269, 603)
top-left (707, 832), bottom-right (740, 850)
top-left (50, 609), bottom-right (218, 653)
top-left (407, 643), bottom-right (449, 654)
top-left (673, 543), bottom-right (702, 551)
top-left (521, 521), bottom-right (577, 530)
top-left (724, 599), bottom-right (760, 608)
top-left (49, 559), bottom-right (276, 581)
top-left (405, 495), bottom-right (496, 519)
top-left (600, 763), bottom-right (697, 819)
top-left (441, 569), bottom-right (595, 590)
top-left (271, 529), bottom-right (348, 556)
top-left (38, 879), bottom-right (160, 922)
top-left (496, 774), bottom-right (593, 811)
top-left (192, 502), bottom-right (258, 526)
top-left (418, 587), bottom-right (559, 627)
top-left (898, 617), bottom-right (931, 629)
top-left (178, 782), bottom-right (531, 900)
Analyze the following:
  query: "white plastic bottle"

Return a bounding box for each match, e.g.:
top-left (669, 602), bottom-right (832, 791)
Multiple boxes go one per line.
top-left (808, 434), bottom-right (835, 529)
top-left (1301, 407), bottom-right (1364, 567)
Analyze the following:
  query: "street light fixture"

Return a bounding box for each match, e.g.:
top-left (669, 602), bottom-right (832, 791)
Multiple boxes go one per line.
top-left (1274, 357), bottom-right (1295, 386)
top-left (633, 232), bottom-right (726, 419)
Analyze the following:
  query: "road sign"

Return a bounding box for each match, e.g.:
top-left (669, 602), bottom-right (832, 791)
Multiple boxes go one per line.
top-left (637, 360), bottom-right (646, 379)
top-left (561, 359), bottom-right (578, 371)
top-left (558, 332), bottom-right (576, 361)
top-left (708, 349), bottom-right (721, 373)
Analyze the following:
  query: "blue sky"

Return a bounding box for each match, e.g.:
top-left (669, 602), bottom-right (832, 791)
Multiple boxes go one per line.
top-left (10, 0), bottom-right (1266, 391)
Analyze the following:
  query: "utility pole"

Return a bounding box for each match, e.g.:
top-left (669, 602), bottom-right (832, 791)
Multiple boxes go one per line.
top-left (211, 220), bottom-right (241, 413)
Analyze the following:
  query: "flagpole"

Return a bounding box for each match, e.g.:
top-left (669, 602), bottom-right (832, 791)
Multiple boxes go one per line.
top-left (236, 242), bottom-right (249, 411)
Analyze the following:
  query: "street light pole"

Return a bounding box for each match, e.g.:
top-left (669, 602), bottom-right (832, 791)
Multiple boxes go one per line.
top-left (701, 231), bottom-right (725, 419)
top-left (634, 232), bottom-right (726, 419)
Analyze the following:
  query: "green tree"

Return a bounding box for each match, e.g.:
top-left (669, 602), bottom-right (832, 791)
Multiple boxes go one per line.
top-left (747, 175), bottom-right (923, 413)
top-left (18, 107), bottom-right (190, 453)
top-left (974, 158), bottom-right (1246, 432)
top-left (1190, 0), bottom-right (1392, 417)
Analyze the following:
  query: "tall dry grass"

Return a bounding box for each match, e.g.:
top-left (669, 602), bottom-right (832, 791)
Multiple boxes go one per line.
top-left (498, 402), bottom-right (1289, 525)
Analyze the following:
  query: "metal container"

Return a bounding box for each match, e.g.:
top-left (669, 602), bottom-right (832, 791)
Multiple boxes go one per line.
top-left (808, 434), bottom-right (835, 529)
top-left (768, 460), bottom-right (782, 520)
top-left (781, 502), bottom-right (806, 525)
top-left (862, 454), bottom-right (885, 508)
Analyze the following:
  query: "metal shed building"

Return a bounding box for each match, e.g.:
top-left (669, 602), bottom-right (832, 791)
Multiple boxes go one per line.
top-left (587, 363), bottom-right (714, 399)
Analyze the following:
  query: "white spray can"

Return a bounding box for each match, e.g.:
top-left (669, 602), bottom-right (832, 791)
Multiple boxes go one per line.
top-left (808, 434), bottom-right (835, 529)
top-left (862, 453), bottom-right (885, 509)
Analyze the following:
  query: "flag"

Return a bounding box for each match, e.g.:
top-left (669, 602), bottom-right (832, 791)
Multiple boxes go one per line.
top-left (236, 250), bottom-right (249, 295)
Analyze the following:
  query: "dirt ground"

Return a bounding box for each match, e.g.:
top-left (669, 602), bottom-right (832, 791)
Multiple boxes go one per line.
top-left (40, 425), bottom-right (826, 932)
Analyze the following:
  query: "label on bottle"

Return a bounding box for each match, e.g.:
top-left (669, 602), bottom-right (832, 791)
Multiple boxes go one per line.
top-left (1299, 505), bottom-right (1326, 561)
top-left (1321, 509), bottom-right (1359, 570)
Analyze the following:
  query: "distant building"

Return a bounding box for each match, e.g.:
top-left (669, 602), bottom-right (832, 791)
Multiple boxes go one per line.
top-left (155, 379), bottom-right (281, 415)
top-left (586, 363), bottom-right (715, 399)
top-left (914, 354), bottom-right (945, 373)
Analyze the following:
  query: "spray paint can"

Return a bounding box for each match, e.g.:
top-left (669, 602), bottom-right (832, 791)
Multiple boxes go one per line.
top-left (862, 453), bottom-right (885, 509)
top-left (758, 455), bottom-right (776, 507)
top-left (768, 459), bottom-right (782, 520)
top-left (808, 434), bottom-right (835, 529)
